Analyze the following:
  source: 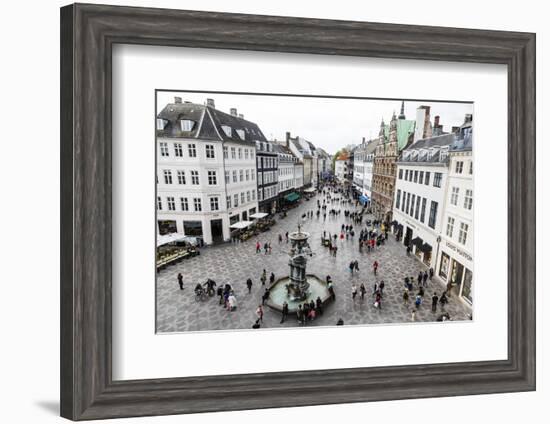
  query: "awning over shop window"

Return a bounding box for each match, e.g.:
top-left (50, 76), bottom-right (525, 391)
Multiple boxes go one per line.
top-left (285, 192), bottom-right (300, 202)
top-left (420, 243), bottom-right (432, 253)
top-left (229, 221), bottom-right (253, 230)
top-left (359, 195), bottom-right (369, 205)
top-left (411, 236), bottom-right (423, 247)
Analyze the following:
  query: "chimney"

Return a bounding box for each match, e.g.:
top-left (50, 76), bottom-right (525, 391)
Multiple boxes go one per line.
top-left (362, 137), bottom-right (366, 145)
top-left (206, 98), bottom-right (215, 108)
top-left (464, 114), bottom-right (473, 123)
top-left (174, 96), bottom-right (182, 104)
top-left (286, 131), bottom-right (291, 148)
top-left (452, 126), bottom-right (460, 133)
top-left (230, 108), bottom-right (238, 117)
top-left (238, 113), bottom-right (244, 119)
top-left (434, 115), bottom-right (440, 128)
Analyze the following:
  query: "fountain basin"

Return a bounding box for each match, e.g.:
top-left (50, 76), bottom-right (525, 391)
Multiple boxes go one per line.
top-left (266, 274), bottom-right (333, 314)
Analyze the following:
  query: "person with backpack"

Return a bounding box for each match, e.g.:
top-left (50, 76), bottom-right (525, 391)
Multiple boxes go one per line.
top-left (415, 294), bottom-right (422, 309)
top-left (373, 260), bottom-right (379, 275)
top-left (431, 293), bottom-right (439, 313)
top-left (246, 278), bottom-right (253, 294)
top-left (403, 290), bottom-right (410, 305)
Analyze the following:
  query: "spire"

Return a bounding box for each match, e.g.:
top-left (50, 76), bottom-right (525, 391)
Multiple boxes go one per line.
top-left (378, 117), bottom-right (385, 136)
top-left (398, 100), bottom-right (406, 119)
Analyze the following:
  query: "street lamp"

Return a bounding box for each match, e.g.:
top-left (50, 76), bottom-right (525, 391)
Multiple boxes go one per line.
top-left (435, 235), bottom-right (442, 274)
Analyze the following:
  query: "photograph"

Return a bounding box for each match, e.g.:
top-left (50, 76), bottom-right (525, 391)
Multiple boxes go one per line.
top-left (155, 91), bottom-right (474, 333)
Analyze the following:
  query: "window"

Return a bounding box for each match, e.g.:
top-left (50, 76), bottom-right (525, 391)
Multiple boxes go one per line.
top-left (415, 196), bottom-right (420, 219)
top-left (167, 197), bottom-right (175, 211)
top-left (459, 222), bottom-right (469, 244)
top-left (174, 143), bottom-right (183, 157)
top-left (226, 196), bottom-right (231, 208)
top-left (232, 170), bottom-right (237, 183)
top-left (401, 191), bottom-right (406, 212)
top-left (250, 150), bottom-right (254, 160)
top-left (236, 129), bottom-right (245, 140)
top-left (191, 170), bottom-right (199, 185)
top-left (205, 144), bottom-right (215, 158)
top-left (246, 170), bottom-right (250, 181)
top-left (247, 191), bottom-right (251, 202)
top-left (193, 198), bottom-right (202, 212)
top-left (414, 170), bottom-right (418, 183)
top-left (160, 142), bottom-right (169, 157)
top-left (464, 189), bottom-right (473, 210)
top-left (163, 170), bottom-right (172, 184)
top-left (396, 189), bottom-right (401, 209)
top-left (234, 194), bottom-right (239, 207)
top-left (223, 146), bottom-right (228, 159)
top-left (180, 197), bottom-right (189, 211)
top-left (180, 119), bottom-right (194, 131)
top-left (241, 192), bottom-right (245, 204)
top-left (446, 217), bottom-right (455, 237)
top-left (177, 170), bottom-right (186, 185)
top-left (188, 144), bottom-right (196, 157)
top-left (410, 195), bottom-right (416, 216)
top-left (210, 197), bottom-right (219, 211)
top-left (244, 149), bottom-right (249, 159)
top-left (450, 187), bottom-right (459, 205)
top-left (419, 171), bottom-right (424, 183)
top-left (221, 125), bottom-right (232, 137)
top-left (252, 190), bottom-right (255, 201)
top-left (405, 170), bottom-right (409, 180)
top-left (156, 118), bottom-right (166, 130)
top-left (208, 171), bottom-right (217, 185)
top-left (433, 172), bottom-right (442, 188)
top-left (251, 170), bottom-right (255, 180)
top-left (469, 161), bottom-right (473, 175)
top-left (428, 201), bottom-right (438, 229)
top-left (424, 171), bottom-right (430, 185)
top-left (420, 198), bottom-right (427, 222)
top-left (157, 196), bottom-right (162, 210)
top-left (406, 193), bottom-right (411, 214)
top-left (238, 148), bottom-right (242, 159)
top-left (231, 147), bottom-right (236, 159)
top-left (239, 170), bottom-right (244, 182)
top-left (456, 161), bottom-right (464, 174)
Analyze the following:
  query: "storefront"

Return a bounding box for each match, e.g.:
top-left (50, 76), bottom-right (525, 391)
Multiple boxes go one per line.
top-left (437, 240), bottom-right (473, 305)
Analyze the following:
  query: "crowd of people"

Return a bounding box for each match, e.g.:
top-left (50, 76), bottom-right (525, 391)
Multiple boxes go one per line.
top-left (174, 181), bottom-right (462, 329)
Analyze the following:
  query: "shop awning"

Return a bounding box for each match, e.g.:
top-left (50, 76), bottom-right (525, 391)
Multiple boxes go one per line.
top-left (359, 194), bottom-right (370, 205)
top-left (304, 187), bottom-right (316, 193)
top-left (250, 212), bottom-right (268, 219)
top-left (229, 221), bottom-right (253, 230)
top-left (156, 232), bottom-right (188, 247)
top-left (411, 236), bottom-right (423, 247)
top-left (285, 192), bottom-right (300, 202)
top-left (420, 243), bottom-right (432, 253)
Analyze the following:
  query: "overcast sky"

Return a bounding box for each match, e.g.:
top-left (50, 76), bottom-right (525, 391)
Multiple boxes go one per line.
top-left (157, 91), bottom-right (473, 155)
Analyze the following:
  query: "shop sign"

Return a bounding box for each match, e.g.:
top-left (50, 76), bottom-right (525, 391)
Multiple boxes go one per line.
top-left (445, 241), bottom-right (473, 262)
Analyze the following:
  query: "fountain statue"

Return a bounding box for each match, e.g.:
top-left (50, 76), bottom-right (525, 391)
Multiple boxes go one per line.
top-left (286, 224), bottom-right (312, 301)
top-left (266, 224), bottom-right (334, 314)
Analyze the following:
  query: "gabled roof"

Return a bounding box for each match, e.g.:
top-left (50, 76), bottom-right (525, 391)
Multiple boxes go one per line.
top-left (156, 100), bottom-right (266, 144)
top-left (384, 119), bottom-right (416, 150)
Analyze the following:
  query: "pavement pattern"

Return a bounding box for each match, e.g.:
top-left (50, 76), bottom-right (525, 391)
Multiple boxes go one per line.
top-left (156, 192), bottom-right (473, 333)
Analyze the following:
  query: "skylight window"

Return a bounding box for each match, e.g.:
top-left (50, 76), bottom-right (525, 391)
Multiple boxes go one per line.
top-left (221, 125), bottom-right (232, 137)
top-left (180, 119), bottom-right (195, 131)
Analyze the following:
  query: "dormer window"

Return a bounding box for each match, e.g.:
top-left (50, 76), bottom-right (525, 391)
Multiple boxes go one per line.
top-left (221, 125), bottom-right (232, 137)
top-left (180, 119), bottom-right (195, 131)
top-left (236, 129), bottom-right (245, 140)
top-left (156, 118), bottom-right (167, 130)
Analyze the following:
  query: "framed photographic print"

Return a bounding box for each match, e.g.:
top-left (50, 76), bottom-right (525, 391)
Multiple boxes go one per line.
top-left (60, 3), bottom-right (536, 420)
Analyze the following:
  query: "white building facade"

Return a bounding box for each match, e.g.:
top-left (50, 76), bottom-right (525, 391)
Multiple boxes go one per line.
top-left (393, 133), bottom-right (455, 268)
top-left (435, 117), bottom-right (473, 304)
top-left (335, 154), bottom-right (349, 183)
top-left (156, 97), bottom-right (262, 245)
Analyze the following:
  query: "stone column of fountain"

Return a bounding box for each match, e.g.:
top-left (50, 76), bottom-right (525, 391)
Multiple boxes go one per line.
top-left (287, 225), bottom-right (311, 301)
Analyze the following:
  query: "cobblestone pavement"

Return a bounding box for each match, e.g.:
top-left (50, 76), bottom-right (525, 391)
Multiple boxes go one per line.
top-left (156, 193), bottom-right (473, 333)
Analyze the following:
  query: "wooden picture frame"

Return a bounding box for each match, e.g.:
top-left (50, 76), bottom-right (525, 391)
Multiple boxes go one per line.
top-left (60, 3), bottom-right (536, 420)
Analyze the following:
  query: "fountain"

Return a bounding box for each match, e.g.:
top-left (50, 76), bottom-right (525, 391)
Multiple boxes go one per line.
top-left (266, 224), bottom-right (333, 314)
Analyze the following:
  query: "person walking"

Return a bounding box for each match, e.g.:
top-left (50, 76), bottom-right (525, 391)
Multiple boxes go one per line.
top-left (415, 294), bottom-right (422, 309)
top-left (411, 309), bottom-right (417, 322)
top-left (256, 305), bottom-right (264, 323)
top-left (403, 290), bottom-right (410, 305)
top-left (379, 280), bottom-right (385, 296)
top-left (374, 291), bottom-right (382, 309)
top-left (349, 261), bottom-right (355, 274)
top-left (354, 260), bottom-right (359, 272)
top-left (262, 288), bottom-right (270, 305)
top-left (177, 272), bottom-right (184, 290)
top-left (269, 272), bottom-right (275, 285)
top-left (360, 283), bottom-right (366, 300)
top-left (429, 267), bottom-right (434, 280)
top-left (260, 269), bottom-right (267, 286)
top-left (439, 292), bottom-right (448, 310)
top-left (285, 232), bottom-right (289, 243)
top-left (297, 305), bottom-right (304, 324)
top-left (431, 293), bottom-right (439, 313)
top-left (373, 260), bottom-right (379, 276)
top-left (351, 284), bottom-right (358, 300)
top-left (278, 234), bottom-right (283, 243)
top-left (256, 241), bottom-right (261, 254)
top-left (264, 242), bottom-right (269, 255)
top-left (417, 272), bottom-right (423, 287)
top-left (280, 301), bottom-right (289, 323)
top-left (423, 271), bottom-right (429, 287)
top-left (246, 278), bottom-right (253, 294)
